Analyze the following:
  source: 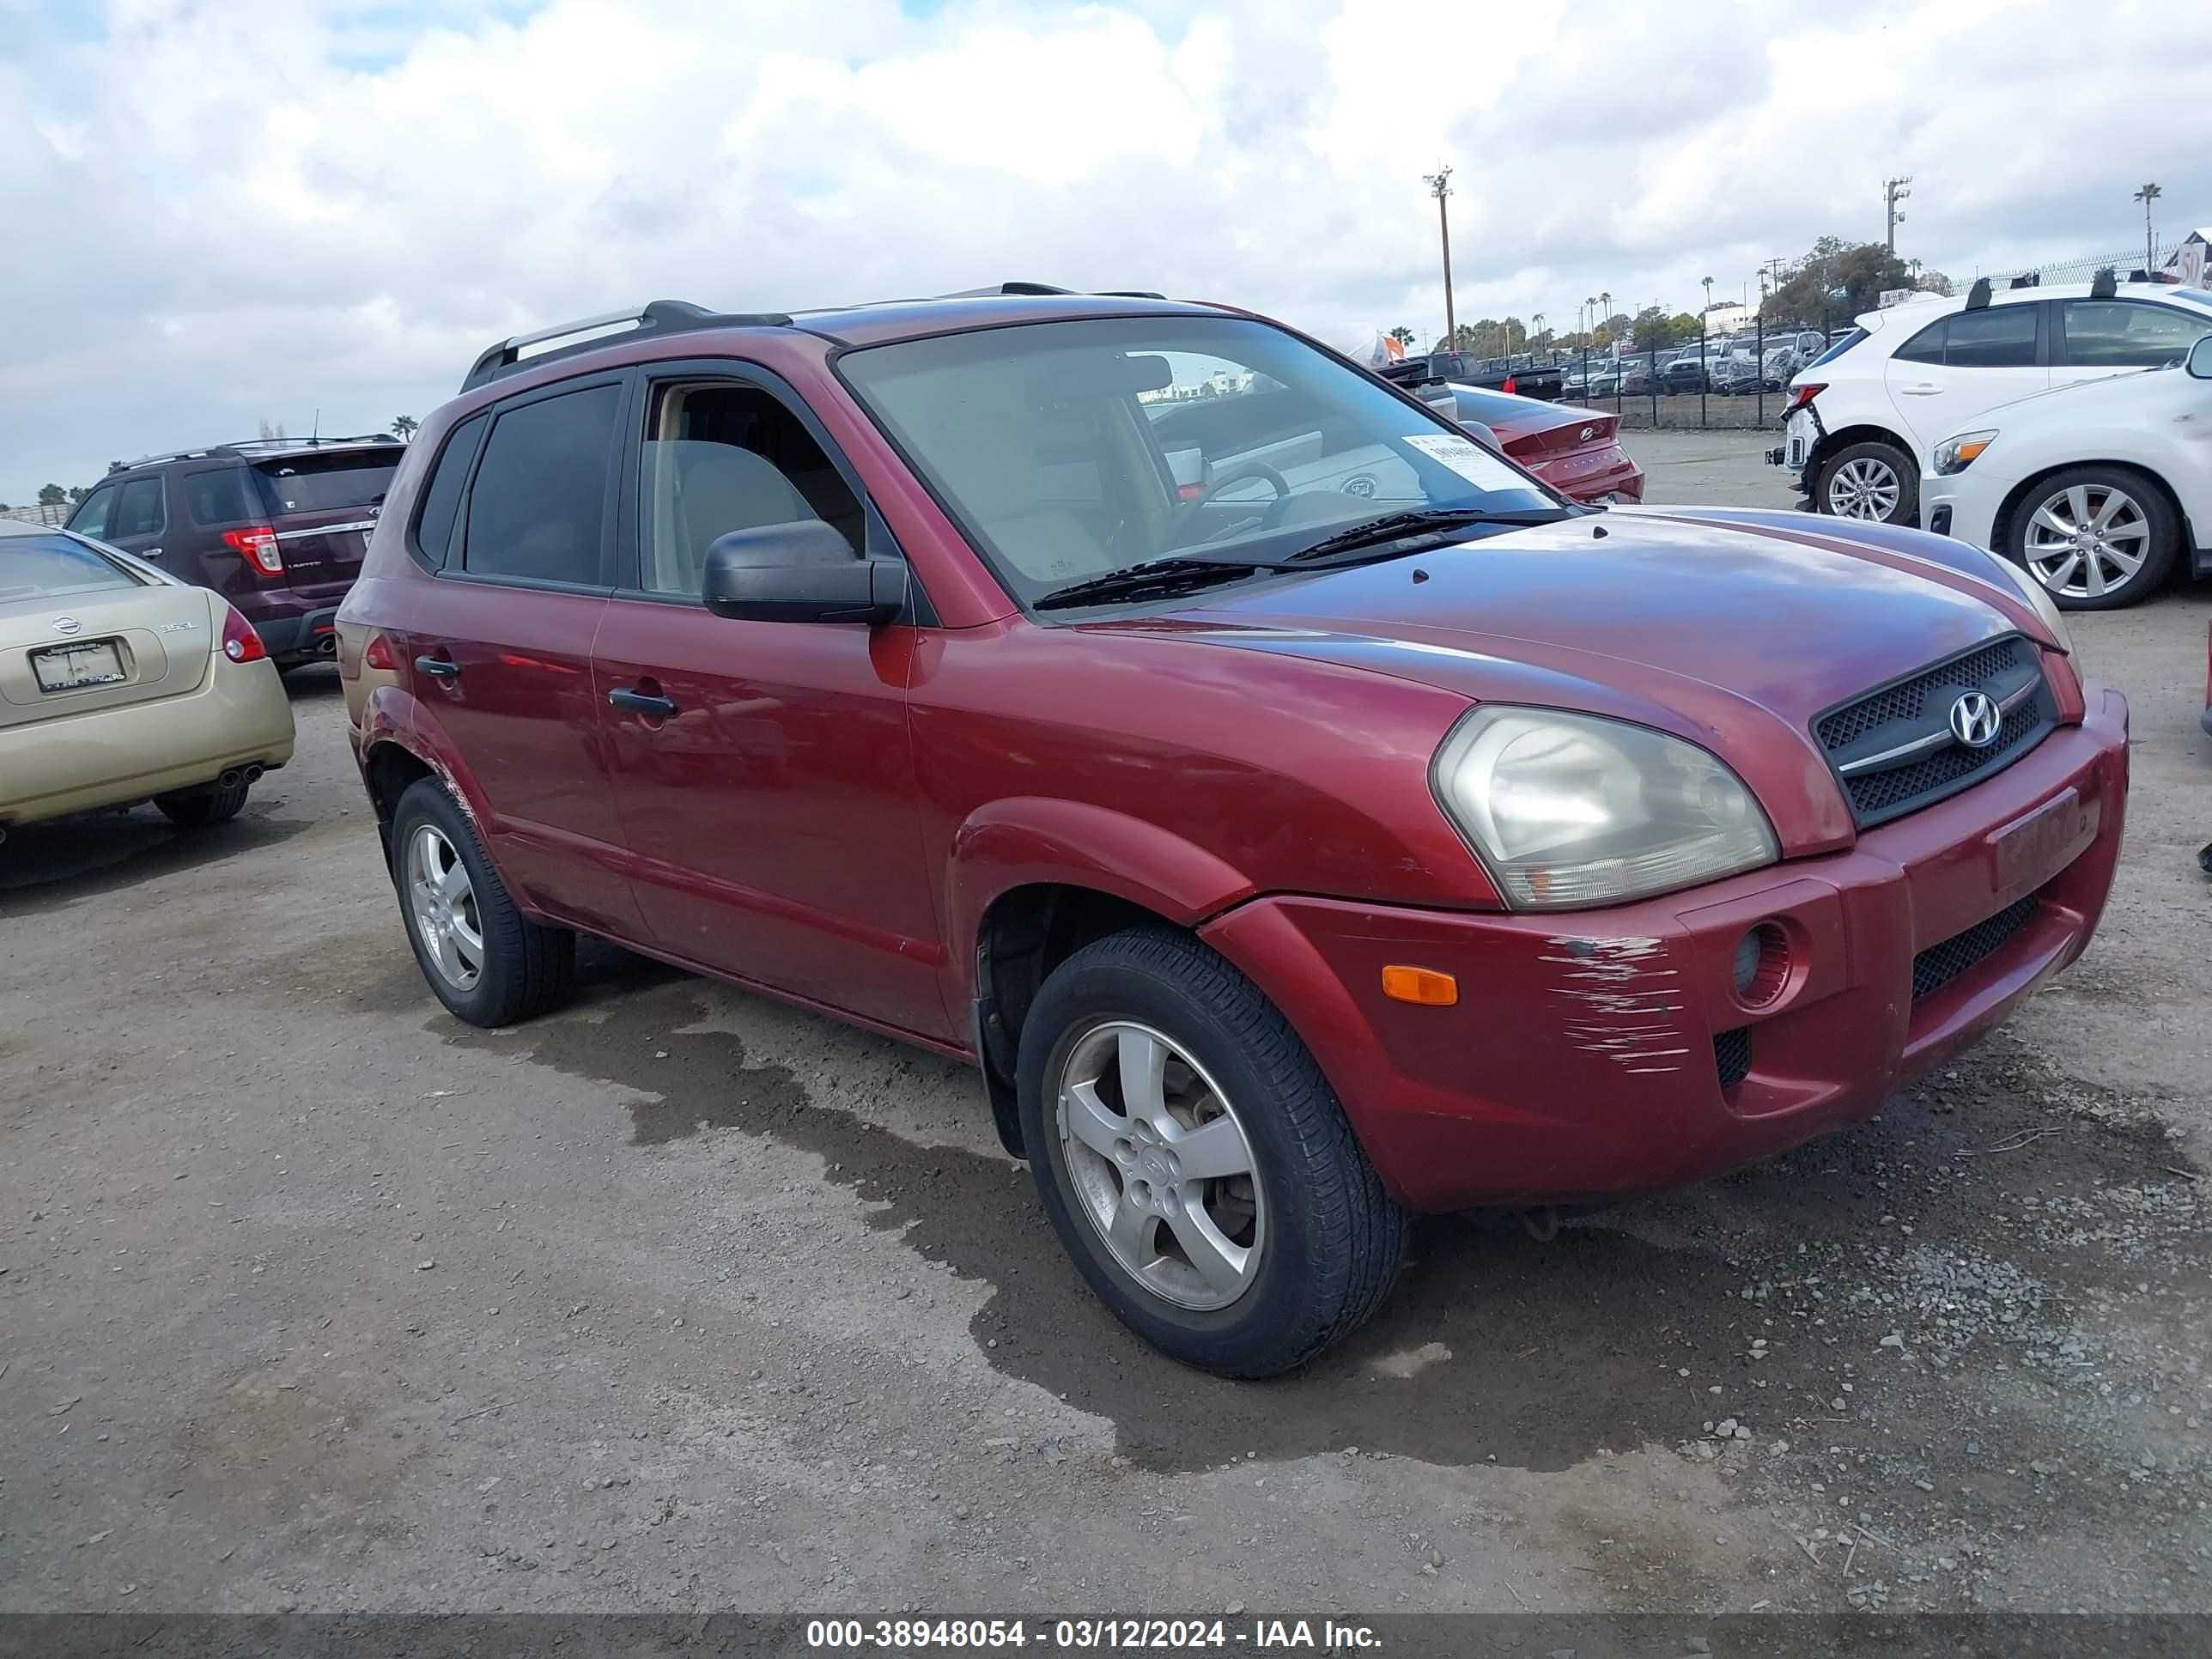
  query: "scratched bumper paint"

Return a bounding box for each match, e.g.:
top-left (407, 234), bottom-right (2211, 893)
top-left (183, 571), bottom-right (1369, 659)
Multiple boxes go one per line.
top-left (1199, 687), bottom-right (2129, 1211)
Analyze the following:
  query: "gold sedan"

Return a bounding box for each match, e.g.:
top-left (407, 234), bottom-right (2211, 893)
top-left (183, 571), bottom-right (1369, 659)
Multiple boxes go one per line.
top-left (1, 520), bottom-right (295, 837)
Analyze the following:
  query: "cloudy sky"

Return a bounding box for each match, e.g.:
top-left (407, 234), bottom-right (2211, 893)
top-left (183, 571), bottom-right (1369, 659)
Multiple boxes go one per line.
top-left (4, 0), bottom-right (2209, 502)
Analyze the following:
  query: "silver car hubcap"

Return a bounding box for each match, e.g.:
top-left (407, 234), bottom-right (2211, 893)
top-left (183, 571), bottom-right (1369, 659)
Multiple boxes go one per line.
top-left (2023, 483), bottom-right (2148, 600)
top-left (1055, 1021), bottom-right (1266, 1312)
top-left (406, 824), bottom-right (484, 992)
top-left (1828, 456), bottom-right (1902, 520)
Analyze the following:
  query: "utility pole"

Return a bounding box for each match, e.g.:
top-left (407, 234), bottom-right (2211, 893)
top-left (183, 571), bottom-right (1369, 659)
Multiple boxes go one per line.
top-left (1424, 167), bottom-right (1455, 349)
top-left (1884, 175), bottom-right (1912, 253)
top-left (2135, 182), bottom-right (2162, 272)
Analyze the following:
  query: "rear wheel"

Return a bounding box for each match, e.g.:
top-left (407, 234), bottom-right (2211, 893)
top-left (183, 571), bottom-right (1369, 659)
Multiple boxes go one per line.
top-left (155, 774), bottom-right (251, 828)
top-left (2008, 465), bottom-right (2178, 611)
top-left (1817, 440), bottom-right (1917, 525)
top-left (389, 777), bottom-right (573, 1026)
top-left (1016, 927), bottom-right (1406, 1377)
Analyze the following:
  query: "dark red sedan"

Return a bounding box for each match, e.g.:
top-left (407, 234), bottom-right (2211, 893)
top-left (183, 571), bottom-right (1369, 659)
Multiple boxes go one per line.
top-left (337, 288), bottom-right (2124, 1377)
top-left (1425, 382), bottom-right (1644, 504)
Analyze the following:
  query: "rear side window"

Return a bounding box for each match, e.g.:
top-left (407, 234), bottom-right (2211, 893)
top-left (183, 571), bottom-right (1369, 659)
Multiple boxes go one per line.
top-left (112, 477), bottom-right (166, 538)
top-left (185, 468), bottom-right (258, 526)
top-left (0, 534), bottom-right (139, 600)
top-left (461, 384), bottom-right (621, 586)
top-left (1893, 307), bottom-right (2039, 368)
top-left (1805, 327), bottom-right (1865, 368)
top-left (412, 413), bottom-right (487, 568)
top-left (2059, 301), bottom-right (2211, 368)
top-left (253, 452), bottom-right (400, 516)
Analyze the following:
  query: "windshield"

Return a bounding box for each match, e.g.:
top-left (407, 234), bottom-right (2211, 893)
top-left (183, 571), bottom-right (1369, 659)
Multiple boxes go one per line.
top-left (252, 451), bottom-right (400, 517)
top-left (839, 316), bottom-right (1559, 608)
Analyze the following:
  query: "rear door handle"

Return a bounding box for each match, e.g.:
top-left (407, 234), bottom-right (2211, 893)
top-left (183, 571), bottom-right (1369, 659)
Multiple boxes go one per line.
top-left (609, 687), bottom-right (678, 719)
top-left (143, 546), bottom-right (163, 558)
top-left (1899, 382), bottom-right (1944, 396)
top-left (414, 655), bottom-right (459, 679)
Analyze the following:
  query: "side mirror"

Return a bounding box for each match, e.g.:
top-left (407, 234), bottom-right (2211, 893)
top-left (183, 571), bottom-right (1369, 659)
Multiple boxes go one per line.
top-left (702, 520), bottom-right (908, 624)
top-left (1458, 420), bottom-right (1504, 452)
top-left (2188, 336), bottom-right (2212, 380)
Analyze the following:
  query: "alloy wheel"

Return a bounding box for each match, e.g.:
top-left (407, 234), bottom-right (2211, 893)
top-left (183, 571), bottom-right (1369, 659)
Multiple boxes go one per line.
top-left (2022, 483), bottom-right (2150, 601)
top-left (1054, 1021), bottom-right (1267, 1312)
top-left (406, 823), bottom-right (485, 991)
top-left (1826, 456), bottom-right (1902, 520)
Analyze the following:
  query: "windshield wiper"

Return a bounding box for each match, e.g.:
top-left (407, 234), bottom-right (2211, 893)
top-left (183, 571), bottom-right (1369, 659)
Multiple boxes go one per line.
top-left (1033, 556), bottom-right (1281, 611)
top-left (1284, 507), bottom-right (1570, 563)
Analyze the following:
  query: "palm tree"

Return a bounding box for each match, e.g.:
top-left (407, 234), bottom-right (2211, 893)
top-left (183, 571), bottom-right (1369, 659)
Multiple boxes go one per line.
top-left (1386, 325), bottom-right (1416, 349)
top-left (391, 415), bottom-right (420, 442)
top-left (1702, 275), bottom-right (1715, 313)
top-left (2135, 182), bottom-right (2162, 271)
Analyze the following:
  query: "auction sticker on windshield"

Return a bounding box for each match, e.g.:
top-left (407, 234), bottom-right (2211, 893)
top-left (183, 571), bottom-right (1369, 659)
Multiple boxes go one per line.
top-left (1402, 433), bottom-right (1504, 486)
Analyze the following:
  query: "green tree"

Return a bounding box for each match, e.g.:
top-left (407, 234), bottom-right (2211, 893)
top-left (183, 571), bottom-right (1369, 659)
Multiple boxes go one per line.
top-left (1765, 235), bottom-right (1913, 324)
top-left (38, 483), bottom-right (65, 506)
top-left (391, 415), bottom-right (420, 441)
top-left (69, 485), bottom-right (91, 503)
top-left (1386, 326), bottom-right (1416, 349)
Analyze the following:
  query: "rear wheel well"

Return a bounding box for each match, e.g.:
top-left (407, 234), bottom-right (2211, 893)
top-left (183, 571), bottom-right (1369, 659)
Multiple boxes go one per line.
top-left (362, 743), bottom-right (434, 862)
top-left (1991, 460), bottom-right (2186, 566)
top-left (973, 884), bottom-right (1182, 1157)
top-left (1807, 422), bottom-right (1912, 483)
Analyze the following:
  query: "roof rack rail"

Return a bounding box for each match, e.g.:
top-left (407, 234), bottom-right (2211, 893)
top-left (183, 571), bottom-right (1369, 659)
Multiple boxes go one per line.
top-left (460, 300), bottom-right (793, 392)
top-left (935, 282), bottom-right (1077, 299)
top-left (122, 433), bottom-right (405, 469)
top-left (1096, 289), bottom-right (1167, 300)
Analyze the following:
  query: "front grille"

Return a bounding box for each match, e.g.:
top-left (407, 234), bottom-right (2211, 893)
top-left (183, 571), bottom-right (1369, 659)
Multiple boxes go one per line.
top-left (1713, 1027), bottom-right (1753, 1088)
top-left (1814, 635), bottom-right (2054, 829)
top-left (1911, 896), bottom-right (2039, 1001)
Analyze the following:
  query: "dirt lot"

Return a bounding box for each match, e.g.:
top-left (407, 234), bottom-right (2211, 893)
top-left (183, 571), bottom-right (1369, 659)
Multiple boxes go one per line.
top-left (5, 428), bottom-right (2210, 1620)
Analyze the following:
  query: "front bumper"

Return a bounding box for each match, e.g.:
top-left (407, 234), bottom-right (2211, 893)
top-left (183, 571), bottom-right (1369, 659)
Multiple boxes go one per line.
top-left (1200, 685), bottom-right (2130, 1212)
top-left (1919, 469), bottom-right (2008, 553)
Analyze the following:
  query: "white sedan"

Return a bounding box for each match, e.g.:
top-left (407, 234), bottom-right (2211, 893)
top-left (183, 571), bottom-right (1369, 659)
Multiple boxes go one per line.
top-left (1921, 333), bottom-right (2212, 610)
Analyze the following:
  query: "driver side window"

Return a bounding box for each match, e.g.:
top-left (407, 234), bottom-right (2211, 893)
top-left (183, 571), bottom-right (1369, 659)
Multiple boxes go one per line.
top-left (637, 380), bottom-right (862, 598)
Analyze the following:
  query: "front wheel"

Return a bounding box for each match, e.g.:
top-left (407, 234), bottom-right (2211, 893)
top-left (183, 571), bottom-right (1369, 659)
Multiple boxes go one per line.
top-left (2008, 466), bottom-right (2178, 610)
top-left (1016, 927), bottom-right (1406, 1377)
top-left (1816, 440), bottom-right (1917, 525)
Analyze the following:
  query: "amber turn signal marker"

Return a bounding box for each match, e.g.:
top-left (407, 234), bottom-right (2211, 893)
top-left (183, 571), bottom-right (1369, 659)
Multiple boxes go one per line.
top-left (1381, 964), bottom-right (1458, 1006)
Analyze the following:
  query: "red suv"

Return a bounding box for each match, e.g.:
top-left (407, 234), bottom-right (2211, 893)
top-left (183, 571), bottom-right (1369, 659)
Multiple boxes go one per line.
top-left (337, 289), bottom-right (2129, 1377)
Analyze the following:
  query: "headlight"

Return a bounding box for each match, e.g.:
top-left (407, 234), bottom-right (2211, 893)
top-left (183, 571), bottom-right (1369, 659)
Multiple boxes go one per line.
top-left (1431, 708), bottom-right (1780, 910)
top-left (1933, 429), bottom-right (1997, 475)
top-left (1990, 551), bottom-right (2075, 654)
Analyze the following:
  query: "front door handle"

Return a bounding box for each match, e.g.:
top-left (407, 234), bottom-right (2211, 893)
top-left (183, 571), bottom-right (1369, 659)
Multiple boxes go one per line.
top-left (414, 655), bottom-right (459, 679)
top-left (609, 686), bottom-right (678, 719)
top-left (143, 546), bottom-right (163, 558)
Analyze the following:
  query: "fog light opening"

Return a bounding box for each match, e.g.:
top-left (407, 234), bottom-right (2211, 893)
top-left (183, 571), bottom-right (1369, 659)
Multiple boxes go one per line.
top-left (1733, 922), bottom-right (1790, 1008)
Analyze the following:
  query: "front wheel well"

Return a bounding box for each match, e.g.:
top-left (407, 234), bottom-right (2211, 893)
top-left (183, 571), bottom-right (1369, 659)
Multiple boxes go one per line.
top-left (972, 884), bottom-right (1182, 1157)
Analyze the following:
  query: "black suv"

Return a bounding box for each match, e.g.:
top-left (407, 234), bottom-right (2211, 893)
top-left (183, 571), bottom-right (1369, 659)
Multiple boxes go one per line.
top-left (66, 436), bottom-right (404, 670)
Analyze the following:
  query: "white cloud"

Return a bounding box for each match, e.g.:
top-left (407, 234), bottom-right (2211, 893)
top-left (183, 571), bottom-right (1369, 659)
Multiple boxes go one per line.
top-left (3, 0), bottom-right (2209, 500)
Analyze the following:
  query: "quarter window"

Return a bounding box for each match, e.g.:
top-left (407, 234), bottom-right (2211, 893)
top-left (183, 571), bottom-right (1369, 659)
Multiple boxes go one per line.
top-left (638, 381), bottom-right (860, 596)
top-left (185, 469), bottom-right (258, 526)
top-left (112, 477), bottom-right (167, 538)
top-left (413, 412), bottom-right (487, 568)
top-left (460, 385), bottom-right (621, 586)
top-left (2060, 301), bottom-right (2211, 368)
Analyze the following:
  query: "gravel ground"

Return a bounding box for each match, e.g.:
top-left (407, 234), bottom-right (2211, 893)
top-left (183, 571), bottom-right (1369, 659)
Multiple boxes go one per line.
top-left (4, 428), bottom-right (2209, 1619)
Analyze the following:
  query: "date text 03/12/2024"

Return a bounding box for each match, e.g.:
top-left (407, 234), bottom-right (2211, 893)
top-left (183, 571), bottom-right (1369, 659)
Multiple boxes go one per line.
top-left (805, 1618), bottom-right (1385, 1650)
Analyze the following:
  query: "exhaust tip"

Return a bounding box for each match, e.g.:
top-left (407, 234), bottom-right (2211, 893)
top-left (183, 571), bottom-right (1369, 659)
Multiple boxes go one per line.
top-left (219, 769), bottom-right (244, 790)
top-left (243, 764), bottom-right (265, 783)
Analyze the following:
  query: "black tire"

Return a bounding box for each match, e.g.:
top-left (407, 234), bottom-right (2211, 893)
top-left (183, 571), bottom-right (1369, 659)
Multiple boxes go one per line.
top-left (2004, 465), bottom-right (2179, 611)
top-left (388, 776), bottom-right (573, 1026)
top-left (155, 774), bottom-right (251, 828)
top-left (1814, 439), bottom-right (1918, 526)
top-left (1016, 927), bottom-right (1407, 1377)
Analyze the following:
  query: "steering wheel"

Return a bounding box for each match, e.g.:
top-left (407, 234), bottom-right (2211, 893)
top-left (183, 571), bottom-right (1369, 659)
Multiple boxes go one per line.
top-left (1181, 461), bottom-right (1294, 531)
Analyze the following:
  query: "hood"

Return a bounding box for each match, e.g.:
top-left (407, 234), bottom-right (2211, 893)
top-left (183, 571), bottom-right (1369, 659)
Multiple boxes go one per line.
top-left (1117, 507), bottom-right (2057, 854)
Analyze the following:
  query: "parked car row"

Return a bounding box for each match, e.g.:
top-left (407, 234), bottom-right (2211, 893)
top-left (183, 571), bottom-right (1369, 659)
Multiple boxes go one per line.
top-left (1774, 272), bottom-right (2212, 608)
top-left (301, 285), bottom-right (2125, 1378)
